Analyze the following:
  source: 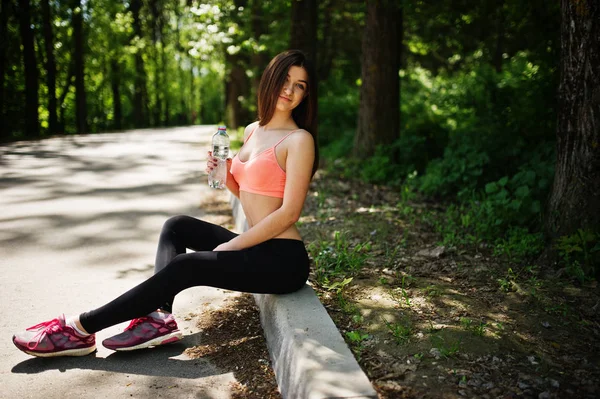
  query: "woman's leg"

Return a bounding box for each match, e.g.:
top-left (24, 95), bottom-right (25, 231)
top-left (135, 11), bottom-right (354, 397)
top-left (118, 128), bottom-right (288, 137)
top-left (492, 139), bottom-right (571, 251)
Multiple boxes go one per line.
top-left (13, 239), bottom-right (308, 357)
top-left (79, 239), bottom-right (309, 334)
top-left (153, 215), bottom-right (238, 312)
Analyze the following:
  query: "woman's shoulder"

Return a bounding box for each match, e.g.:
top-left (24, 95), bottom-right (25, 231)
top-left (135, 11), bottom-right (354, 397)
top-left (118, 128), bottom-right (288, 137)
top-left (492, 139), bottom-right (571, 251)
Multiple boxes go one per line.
top-left (285, 128), bottom-right (314, 152)
top-left (243, 121), bottom-right (260, 141)
top-left (288, 128), bottom-right (313, 142)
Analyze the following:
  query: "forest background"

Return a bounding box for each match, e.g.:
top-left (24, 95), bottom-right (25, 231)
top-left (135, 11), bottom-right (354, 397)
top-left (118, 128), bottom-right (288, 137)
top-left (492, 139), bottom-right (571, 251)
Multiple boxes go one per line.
top-left (1, 0), bottom-right (598, 281)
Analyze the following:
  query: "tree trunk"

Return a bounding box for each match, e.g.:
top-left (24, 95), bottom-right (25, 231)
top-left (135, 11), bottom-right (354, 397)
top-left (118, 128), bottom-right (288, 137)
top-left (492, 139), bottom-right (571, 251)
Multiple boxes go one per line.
top-left (159, 6), bottom-right (169, 126)
top-left (354, 0), bottom-right (402, 158)
top-left (290, 0), bottom-right (317, 61)
top-left (58, 61), bottom-right (74, 131)
top-left (41, 0), bottom-right (58, 135)
top-left (150, 0), bottom-right (162, 126)
top-left (493, 0), bottom-right (505, 74)
top-left (179, 60), bottom-right (186, 125)
top-left (130, 0), bottom-right (148, 128)
top-left (224, 0), bottom-right (250, 129)
top-left (225, 53), bottom-right (249, 129)
top-left (17, 0), bottom-right (39, 137)
top-left (162, 42), bottom-right (169, 126)
top-left (317, 0), bottom-right (334, 81)
top-left (175, 10), bottom-right (187, 126)
top-left (190, 61), bottom-right (195, 124)
top-left (72, 0), bottom-right (87, 134)
top-left (0, 0), bottom-right (10, 139)
top-left (110, 59), bottom-right (122, 130)
top-left (545, 1), bottom-right (600, 247)
top-left (250, 0), bottom-right (268, 101)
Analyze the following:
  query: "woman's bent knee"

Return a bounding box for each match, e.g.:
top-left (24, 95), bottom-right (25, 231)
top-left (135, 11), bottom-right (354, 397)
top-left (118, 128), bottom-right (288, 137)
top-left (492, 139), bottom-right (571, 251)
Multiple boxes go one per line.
top-left (162, 215), bottom-right (191, 232)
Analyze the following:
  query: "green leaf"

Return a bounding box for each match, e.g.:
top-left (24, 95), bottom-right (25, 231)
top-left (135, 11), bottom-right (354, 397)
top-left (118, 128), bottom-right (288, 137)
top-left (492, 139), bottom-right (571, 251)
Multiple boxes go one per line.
top-left (524, 170), bottom-right (536, 183)
top-left (515, 185), bottom-right (530, 198)
top-left (485, 182), bottom-right (498, 193)
top-left (495, 189), bottom-right (509, 200)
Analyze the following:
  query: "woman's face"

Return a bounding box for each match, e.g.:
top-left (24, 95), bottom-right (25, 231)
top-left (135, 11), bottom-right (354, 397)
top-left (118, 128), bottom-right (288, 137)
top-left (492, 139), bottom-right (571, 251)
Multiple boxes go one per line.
top-left (276, 66), bottom-right (309, 112)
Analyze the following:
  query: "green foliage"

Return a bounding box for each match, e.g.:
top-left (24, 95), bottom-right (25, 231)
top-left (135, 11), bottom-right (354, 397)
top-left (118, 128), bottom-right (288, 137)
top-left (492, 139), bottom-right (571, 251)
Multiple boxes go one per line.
top-left (494, 227), bottom-right (545, 264)
top-left (319, 68), bottom-right (361, 146)
top-left (307, 231), bottom-right (371, 288)
top-left (496, 264), bottom-right (541, 294)
top-left (346, 330), bottom-right (369, 344)
top-left (424, 284), bottom-right (442, 298)
top-left (360, 135), bottom-right (429, 185)
top-left (459, 317), bottom-right (473, 330)
top-left (460, 318), bottom-right (487, 336)
top-left (497, 267), bottom-right (516, 292)
top-left (430, 335), bottom-right (462, 358)
top-left (434, 149), bottom-right (553, 254)
top-left (389, 275), bottom-right (414, 308)
top-left (2, 0), bottom-right (293, 139)
top-left (322, 277), bottom-right (354, 294)
top-left (345, 330), bottom-right (370, 360)
top-left (5, 0), bottom-right (580, 287)
top-left (555, 229), bottom-right (600, 282)
top-left (319, 131), bottom-right (355, 165)
top-left (325, 52), bottom-right (557, 197)
top-left (315, 25), bottom-right (561, 275)
top-left (382, 318), bottom-right (413, 345)
top-left (419, 145), bottom-right (490, 197)
top-left (358, 147), bottom-right (398, 185)
top-left (413, 55), bottom-right (557, 199)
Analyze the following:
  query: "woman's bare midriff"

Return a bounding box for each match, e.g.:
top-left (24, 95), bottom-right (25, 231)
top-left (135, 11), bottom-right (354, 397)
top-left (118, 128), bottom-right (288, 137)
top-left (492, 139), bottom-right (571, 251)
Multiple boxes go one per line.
top-left (239, 191), bottom-right (303, 240)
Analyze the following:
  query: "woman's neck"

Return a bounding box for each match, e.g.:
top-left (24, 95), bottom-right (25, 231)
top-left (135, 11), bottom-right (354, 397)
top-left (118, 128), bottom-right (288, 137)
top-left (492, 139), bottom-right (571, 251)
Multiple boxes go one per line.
top-left (263, 110), bottom-right (296, 130)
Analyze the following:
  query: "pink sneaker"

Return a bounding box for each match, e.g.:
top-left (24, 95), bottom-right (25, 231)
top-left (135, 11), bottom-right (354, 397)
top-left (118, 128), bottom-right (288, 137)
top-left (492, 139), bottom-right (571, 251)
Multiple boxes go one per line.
top-left (13, 315), bottom-right (96, 357)
top-left (102, 314), bottom-right (183, 351)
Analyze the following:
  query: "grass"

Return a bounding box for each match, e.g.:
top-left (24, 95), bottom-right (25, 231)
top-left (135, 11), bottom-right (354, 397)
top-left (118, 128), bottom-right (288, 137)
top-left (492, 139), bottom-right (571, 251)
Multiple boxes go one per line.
top-left (383, 318), bottom-right (413, 345)
top-left (460, 317), bottom-right (488, 336)
top-left (345, 330), bottom-right (370, 360)
top-left (389, 274), bottom-right (415, 308)
top-left (307, 230), bottom-right (372, 287)
top-left (430, 334), bottom-right (462, 359)
top-left (298, 171), bottom-right (600, 397)
top-left (424, 284), bottom-right (443, 298)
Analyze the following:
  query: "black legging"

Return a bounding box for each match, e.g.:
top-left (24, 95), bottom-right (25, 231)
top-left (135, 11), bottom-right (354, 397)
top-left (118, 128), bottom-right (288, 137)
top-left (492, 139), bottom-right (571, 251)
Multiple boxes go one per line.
top-left (79, 215), bottom-right (309, 334)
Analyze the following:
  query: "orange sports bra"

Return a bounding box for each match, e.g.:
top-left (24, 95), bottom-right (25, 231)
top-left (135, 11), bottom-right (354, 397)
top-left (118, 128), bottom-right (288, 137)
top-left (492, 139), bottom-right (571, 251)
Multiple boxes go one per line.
top-left (230, 126), bottom-right (297, 198)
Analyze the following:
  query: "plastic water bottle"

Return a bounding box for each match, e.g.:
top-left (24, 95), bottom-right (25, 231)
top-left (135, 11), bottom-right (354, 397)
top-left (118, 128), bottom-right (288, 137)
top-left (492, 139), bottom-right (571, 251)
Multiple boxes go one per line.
top-left (208, 125), bottom-right (229, 189)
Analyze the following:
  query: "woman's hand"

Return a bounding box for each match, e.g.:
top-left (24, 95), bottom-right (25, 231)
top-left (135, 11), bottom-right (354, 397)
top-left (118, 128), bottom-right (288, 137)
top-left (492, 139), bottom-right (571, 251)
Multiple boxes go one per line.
top-left (205, 151), bottom-right (217, 174)
top-left (213, 241), bottom-right (240, 251)
top-left (205, 151), bottom-right (232, 175)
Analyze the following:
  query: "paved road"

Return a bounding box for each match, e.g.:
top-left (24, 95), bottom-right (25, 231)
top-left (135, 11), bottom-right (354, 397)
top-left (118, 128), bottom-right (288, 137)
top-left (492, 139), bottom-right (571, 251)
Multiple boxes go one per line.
top-left (0, 126), bottom-right (243, 399)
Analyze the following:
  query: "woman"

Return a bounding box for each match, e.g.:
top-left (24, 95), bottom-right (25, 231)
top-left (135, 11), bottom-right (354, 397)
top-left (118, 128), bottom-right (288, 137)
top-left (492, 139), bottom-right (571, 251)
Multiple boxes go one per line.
top-left (13, 49), bottom-right (318, 357)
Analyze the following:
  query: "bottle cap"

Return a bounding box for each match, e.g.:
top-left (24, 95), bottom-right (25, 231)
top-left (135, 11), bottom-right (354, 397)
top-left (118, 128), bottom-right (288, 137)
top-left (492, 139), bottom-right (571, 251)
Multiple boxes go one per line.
top-left (218, 125), bottom-right (226, 130)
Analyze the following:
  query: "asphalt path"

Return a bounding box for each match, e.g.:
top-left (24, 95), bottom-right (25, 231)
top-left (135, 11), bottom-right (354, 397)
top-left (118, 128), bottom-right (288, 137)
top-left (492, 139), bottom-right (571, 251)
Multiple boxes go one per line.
top-left (0, 126), bottom-right (243, 399)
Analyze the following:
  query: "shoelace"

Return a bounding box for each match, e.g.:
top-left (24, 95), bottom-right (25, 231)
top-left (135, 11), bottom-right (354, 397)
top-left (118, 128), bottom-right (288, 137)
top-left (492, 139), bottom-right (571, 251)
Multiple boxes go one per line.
top-left (26, 318), bottom-right (64, 350)
top-left (125, 316), bottom-right (153, 331)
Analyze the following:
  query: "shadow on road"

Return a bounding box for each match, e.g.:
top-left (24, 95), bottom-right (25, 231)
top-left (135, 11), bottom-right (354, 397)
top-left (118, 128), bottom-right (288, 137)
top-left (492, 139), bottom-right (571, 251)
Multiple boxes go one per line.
top-left (10, 333), bottom-right (218, 379)
top-left (0, 128), bottom-right (217, 259)
top-left (3, 128), bottom-right (243, 398)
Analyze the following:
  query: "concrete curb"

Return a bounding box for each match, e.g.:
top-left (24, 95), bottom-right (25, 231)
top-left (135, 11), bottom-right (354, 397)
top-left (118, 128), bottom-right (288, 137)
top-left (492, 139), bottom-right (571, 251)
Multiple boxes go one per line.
top-left (230, 195), bottom-right (378, 399)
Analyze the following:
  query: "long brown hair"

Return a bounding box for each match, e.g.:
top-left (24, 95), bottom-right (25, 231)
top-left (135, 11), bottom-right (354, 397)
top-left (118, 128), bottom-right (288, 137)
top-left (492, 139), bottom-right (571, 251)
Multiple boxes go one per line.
top-left (257, 50), bottom-right (319, 176)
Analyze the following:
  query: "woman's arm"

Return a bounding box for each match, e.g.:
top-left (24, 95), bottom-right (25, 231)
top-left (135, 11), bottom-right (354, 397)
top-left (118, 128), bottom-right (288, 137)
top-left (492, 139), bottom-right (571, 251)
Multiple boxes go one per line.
top-left (224, 158), bottom-right (240, 198)
top-left (210, 122), bottom-right (258, 198)
top-left (218, 131), bottom-right (315, 250)
top-left (207, 152), bottom-right (239, 197)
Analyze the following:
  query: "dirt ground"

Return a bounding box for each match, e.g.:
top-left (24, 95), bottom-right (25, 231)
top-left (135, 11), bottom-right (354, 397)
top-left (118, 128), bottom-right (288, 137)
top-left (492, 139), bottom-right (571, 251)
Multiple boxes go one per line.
top-left (185, 293), bottom-right (281, 398)
top-left (186, 170), bottom-right (599, 399)
top-left (298, 171), bottom-right (600, 399)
